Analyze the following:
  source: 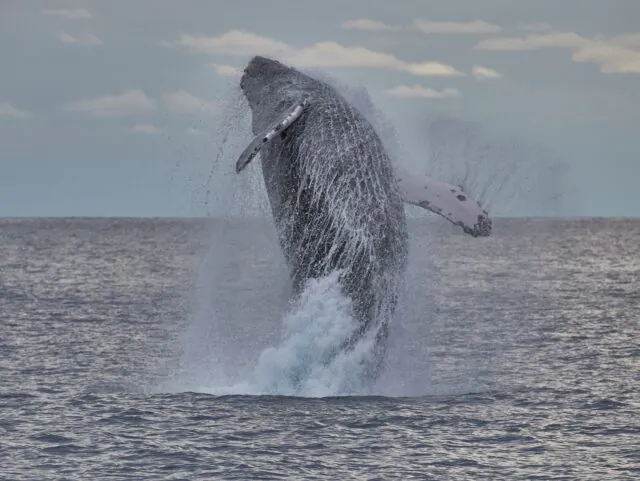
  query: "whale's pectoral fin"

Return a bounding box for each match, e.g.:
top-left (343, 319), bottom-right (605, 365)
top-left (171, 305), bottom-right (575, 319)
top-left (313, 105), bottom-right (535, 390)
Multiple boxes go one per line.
top-left (395, 167), bottom-right (492, 237)
top-left (235, 97), bottom-right (308, 173)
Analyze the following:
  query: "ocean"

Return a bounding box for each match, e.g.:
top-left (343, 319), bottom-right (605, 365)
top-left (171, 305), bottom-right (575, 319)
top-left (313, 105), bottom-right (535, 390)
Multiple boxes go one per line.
top-left (1, 217), bottom-right (638, 480)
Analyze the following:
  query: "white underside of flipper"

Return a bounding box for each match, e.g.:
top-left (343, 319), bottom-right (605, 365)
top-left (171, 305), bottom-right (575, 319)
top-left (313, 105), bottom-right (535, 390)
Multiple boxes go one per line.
top-left (236, 98), bottom-right (308, 173)
top-left (395, 166), bottom-right (491, 237)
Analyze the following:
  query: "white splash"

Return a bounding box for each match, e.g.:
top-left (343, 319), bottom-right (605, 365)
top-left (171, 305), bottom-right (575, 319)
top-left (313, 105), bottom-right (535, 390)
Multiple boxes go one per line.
top-left (160, 271), bottom-right (380, 397)
top-left (247, 272), bottom-right (378, 397)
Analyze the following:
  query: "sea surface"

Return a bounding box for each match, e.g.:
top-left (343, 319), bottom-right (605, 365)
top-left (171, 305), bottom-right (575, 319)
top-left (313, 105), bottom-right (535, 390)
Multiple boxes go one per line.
top-left (1, 217), bottom-right (638, 480)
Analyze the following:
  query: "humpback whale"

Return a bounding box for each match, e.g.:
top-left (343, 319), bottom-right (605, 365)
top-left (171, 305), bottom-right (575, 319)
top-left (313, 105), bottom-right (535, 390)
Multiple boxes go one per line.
top-left (235, 56), bottom-right (490, 384)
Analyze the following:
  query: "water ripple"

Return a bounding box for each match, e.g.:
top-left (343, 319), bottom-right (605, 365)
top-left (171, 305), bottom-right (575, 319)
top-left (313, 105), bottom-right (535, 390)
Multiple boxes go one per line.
top-left (0, 218), bottom-right (638, 480)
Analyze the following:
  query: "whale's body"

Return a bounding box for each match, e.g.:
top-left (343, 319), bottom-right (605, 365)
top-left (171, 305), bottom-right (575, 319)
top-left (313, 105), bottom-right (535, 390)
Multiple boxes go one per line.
top-left (236, 56), bottom-right (491, 384)
top-left (238, 56), bottom-right (409, 380)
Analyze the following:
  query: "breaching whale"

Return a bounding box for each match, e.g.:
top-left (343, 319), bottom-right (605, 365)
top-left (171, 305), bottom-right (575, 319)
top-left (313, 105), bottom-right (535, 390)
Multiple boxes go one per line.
top-left (235, 56), bottom-right (490, 384)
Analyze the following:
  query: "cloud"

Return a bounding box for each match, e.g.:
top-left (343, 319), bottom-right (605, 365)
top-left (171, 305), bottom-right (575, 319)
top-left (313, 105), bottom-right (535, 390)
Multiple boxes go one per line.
top-left (210, 63), bottom-right (241, 77)
top-left (413, 19), bottom-right (501, 35)
top-left (64, 89), bottom-right (157, 117)
top-left (287, 42), bottom-right (463, 76)
top-left (0, 102), bottom-right (31, 119)
top-left (519, 23), bottom-right (553, 33)
top-left (59, 32), bottom-right (102, 46)
top-left (169, 30), bottom-right (463, 77)
top-left (170, 30), bottom-right (291, 56)
top-left (40, 8), bottom-right (93, 20)
top-left (386, 85), bottom-right (461, 99)
top-left (64, 89), bottom-right (218, 120)
top-left (341, 18), bottom-right (400, 32)
top-left (472, 65), bottom-right (503, 79)
top-left (131, 124), bottom-right (163, 135)
top-left (474, 32), bottom-right (585, 51)
top-left (160, 90), bottom-right (217, 115)
top-left (475, 32), bottom-right (640, 74)
top-left (573, 43), bottom-right (640, 73)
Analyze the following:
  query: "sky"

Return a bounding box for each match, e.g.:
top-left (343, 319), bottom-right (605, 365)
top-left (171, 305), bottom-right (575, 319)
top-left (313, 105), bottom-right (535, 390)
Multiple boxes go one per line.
top-left (1, 0), bottom-right (639, 217)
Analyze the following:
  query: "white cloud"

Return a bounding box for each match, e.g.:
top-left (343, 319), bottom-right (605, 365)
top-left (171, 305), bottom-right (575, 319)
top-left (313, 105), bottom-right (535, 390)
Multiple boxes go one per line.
top-left (170, 30), bottom-right (291, 56)
top-left (413, 19), bottom-right (501, 35)
top-left (386, 85), bottom-right (461, 99)
top-left (160, 90), bottom-right (217, 115)
top-left (0, 102), bottom-right (31, 119)
top-left (287, 42), bottom-right (463, 77)
top-left (519, 23), bottom-right (553, 33)
top-left (64, 89), bottom-right (157, 117)
top-left (474, 32), bottom-right (585, 51)
top-left (169, 30), bottom-right (463, 77)
top-left (210, 63), bottom-right (241, 77)
top-left (573, 42), bottom-right (640, 73)
top-left (131, 124), bottom-right (163, 135)
top-left (41, 8), bottom-right (93, 20)
top-left (341, 18), bottom-right (400, 32)
top-left (475, 32), bottom-right (640, 74)
top-left (59, 32), bottom-right (102, 46)
top-left (472, 65), bottom-right (503, 79)
top-left (64, 89), bottom-right (218, 120)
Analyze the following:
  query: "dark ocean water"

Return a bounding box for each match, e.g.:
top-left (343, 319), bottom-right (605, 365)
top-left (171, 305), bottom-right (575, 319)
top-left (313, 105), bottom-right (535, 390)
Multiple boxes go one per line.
top-left (1, 217), bottom-right (638, 480)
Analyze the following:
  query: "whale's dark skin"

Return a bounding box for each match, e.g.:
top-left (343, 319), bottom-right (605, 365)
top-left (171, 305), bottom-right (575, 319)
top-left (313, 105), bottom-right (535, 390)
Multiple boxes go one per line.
top-left (238, 56), bottom-right (409, 382)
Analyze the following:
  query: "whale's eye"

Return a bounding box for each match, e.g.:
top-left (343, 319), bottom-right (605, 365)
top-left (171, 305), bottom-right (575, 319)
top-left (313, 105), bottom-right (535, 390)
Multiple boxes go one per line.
top-left (457, 194), bottom-right (466, 202)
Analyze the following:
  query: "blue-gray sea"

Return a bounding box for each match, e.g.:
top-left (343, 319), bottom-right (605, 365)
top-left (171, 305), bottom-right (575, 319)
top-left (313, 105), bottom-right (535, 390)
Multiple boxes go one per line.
top-left (1, 217), bottom-right (638, 480)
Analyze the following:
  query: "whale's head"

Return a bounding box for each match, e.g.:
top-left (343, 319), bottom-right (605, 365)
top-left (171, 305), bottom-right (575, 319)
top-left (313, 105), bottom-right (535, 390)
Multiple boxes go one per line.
top-left (240, 56), bottom-right (287, 100)
top-left (240, 56), bottom-right (306, 131)
top-left (234, 56), bottom-right (311, 172)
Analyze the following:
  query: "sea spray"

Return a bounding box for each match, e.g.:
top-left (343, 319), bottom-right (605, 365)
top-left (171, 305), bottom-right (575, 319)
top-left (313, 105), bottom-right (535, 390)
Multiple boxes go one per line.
top-left (168, 84), bottom-right (272, 219)
top-left (160, 271), bottom-right (380, 397)
top-left (249, 271), bottom-right (379, 396)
